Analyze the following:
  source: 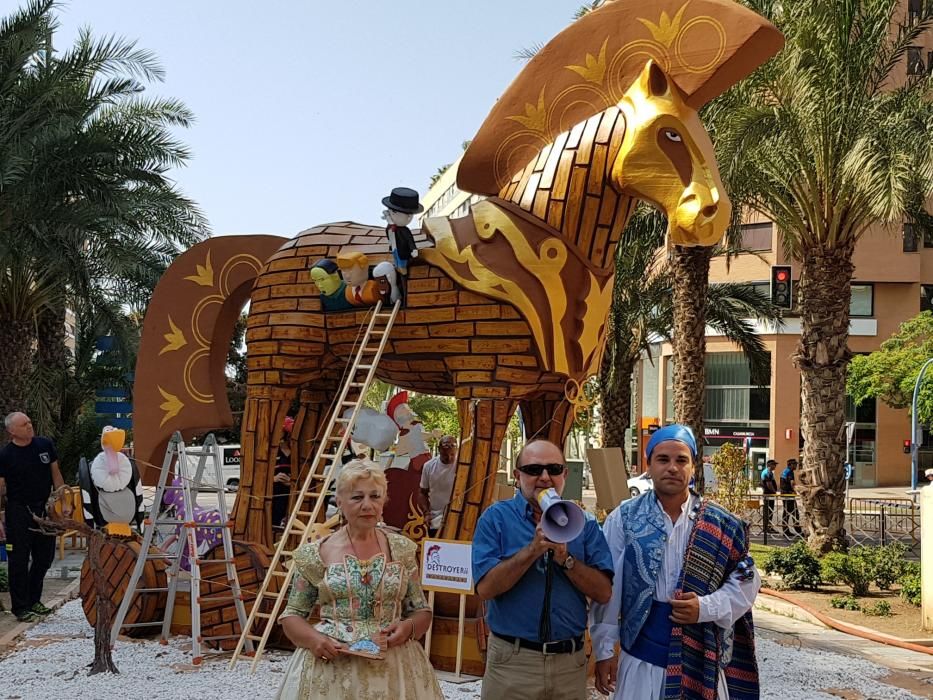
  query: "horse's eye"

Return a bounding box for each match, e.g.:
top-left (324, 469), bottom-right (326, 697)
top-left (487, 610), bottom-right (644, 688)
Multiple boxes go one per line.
top-left (664, 129), bottom-right (682, 143)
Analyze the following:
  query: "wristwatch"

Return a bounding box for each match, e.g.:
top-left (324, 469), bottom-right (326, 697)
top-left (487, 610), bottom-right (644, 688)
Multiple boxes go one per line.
top-left (561, 555), bottom-right (575, 571)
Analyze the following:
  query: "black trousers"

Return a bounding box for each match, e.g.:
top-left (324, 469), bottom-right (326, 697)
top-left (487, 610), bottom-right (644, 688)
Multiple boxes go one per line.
top-left (762, 495), bottom-right (775, 530)
top-left (783, 498), bottom-right (803, 535)
top-left (5, 501), bottom-right (55, 615)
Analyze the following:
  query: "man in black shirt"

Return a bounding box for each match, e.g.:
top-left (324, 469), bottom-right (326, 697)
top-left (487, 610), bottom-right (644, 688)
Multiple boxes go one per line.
top-left (0, 412), bottom-right (71, 622)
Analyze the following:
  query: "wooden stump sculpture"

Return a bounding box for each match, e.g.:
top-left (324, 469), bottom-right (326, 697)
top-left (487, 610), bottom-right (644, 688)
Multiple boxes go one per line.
top-left (133, 1), bottom-right (783, 553)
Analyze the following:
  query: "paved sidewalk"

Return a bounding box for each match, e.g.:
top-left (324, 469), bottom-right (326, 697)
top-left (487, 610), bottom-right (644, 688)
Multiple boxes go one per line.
top-left (755, 599), bottom-right (933, 697)
top-left (0, 547), bottom-right (84, 650)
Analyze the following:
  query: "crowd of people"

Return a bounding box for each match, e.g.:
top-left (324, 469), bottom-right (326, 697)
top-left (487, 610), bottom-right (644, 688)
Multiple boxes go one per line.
top-left (1, 411), bottom-right (762, 699)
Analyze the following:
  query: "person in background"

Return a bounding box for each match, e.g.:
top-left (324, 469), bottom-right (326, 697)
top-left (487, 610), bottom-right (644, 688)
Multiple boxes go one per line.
top-left (419, 435), bottom-right (458, 537)
top-left (0, 412), bottom-right (72, 622)
top-left (760, 459), bottom-right (778, 534)
top-left (925, 467), bottom-right (933, 486)
top-left (272, 417), bottom-right (295, 529)
top-left (780, 458), bottom-right (805, 538)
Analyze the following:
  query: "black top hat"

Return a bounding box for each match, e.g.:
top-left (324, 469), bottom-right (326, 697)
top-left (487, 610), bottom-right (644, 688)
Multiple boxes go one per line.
top-left (382, 186), bottom-right (424, 214)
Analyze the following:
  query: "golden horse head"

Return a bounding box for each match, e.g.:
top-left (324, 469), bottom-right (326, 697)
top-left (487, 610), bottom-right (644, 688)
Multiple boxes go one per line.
top-left (612, 60), bottom-right (730, 247)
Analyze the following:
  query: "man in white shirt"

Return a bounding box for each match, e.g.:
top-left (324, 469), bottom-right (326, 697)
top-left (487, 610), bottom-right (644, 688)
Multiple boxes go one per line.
top-left (419, 435), bottom-right (458, 536)
top-left (590, 424), bottom-right (761, 699)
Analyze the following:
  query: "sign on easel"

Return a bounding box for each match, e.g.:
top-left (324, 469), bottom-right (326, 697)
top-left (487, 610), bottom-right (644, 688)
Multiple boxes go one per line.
top-left (421, 539), bottom-right (474, 594)
top-left (420, 539), bottom-right (474, 681)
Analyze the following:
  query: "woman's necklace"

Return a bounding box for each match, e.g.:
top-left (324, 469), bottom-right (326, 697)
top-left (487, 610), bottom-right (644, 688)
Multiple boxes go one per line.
top-left (347, 530), bottom-right (378, 585)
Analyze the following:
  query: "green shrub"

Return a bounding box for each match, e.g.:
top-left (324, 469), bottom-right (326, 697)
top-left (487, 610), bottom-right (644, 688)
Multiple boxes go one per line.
top-left (899, 562), bottom-right (921, 607)
top-left (821, 547), bottom-right (875, 596)
top-left (821, 545), bottom-right (909, 596)
top-left (0, 564), bottom-right (7, 592)
top-left (863, 600), bottom-right (892, 617)
top-left (830, 594), bottom-right (861, 611)
top-left (872, 543), bottom-right (908, 590)
top-left (762, 541), bottom-right (822, 590)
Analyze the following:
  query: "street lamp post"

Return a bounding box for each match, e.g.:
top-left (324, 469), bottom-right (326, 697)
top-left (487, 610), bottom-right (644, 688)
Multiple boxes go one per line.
top-left (910, 358), bottom-right (933, 495)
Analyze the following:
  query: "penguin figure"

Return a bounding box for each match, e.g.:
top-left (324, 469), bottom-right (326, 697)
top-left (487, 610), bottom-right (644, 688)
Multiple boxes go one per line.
top-left (78, 426), bottom-right (144, 535)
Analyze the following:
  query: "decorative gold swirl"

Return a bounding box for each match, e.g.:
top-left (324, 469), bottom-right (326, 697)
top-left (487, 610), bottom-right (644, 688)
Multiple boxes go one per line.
top-left (402, 494), bottom-right (428, 543)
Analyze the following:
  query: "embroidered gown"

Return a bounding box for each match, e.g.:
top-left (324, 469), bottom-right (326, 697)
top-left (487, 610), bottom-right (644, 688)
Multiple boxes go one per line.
top-left (275, 530), bottom-right (443, 700)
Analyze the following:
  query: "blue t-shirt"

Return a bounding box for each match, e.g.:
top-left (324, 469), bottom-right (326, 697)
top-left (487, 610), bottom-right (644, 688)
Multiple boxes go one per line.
top-left (471, 492), bottom-right (614, 642)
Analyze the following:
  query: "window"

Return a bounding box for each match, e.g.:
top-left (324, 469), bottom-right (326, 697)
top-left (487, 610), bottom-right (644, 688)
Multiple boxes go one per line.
top-left (666, 352), bottom-right (772, 423)
top-left (922, 285), bottom-right (933, 313)
top-left (904, 223), bottom-right (918, 252)
top-left (740, 222), bottom-right (772, 251)
top-left (908, 46), bottom-right (925, 76)
top-left (910, 0), bottom-right (922, 23)
top-left (850, 284), bottom-right (873, 317)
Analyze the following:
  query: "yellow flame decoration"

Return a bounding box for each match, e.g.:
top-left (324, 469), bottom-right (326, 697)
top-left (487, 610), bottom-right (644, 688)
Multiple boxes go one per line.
top-left (159, 316), bottom-right (187, 355)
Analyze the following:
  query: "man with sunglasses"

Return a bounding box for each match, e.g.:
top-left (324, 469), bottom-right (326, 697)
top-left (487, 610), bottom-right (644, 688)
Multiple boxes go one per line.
top-left (472, 439), bottom-right (613, 700)
top-left (590, 424), bottom-right (760, 699)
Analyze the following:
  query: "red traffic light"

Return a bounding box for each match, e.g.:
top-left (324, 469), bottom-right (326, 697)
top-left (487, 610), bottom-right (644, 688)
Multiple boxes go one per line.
top-left (904, 439), bottom-right (912, 454)
top-left (775, 269), bottom-right (789, 282)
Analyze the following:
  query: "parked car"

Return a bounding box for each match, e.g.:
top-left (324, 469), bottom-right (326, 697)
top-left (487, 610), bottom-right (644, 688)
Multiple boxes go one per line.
top-left (187, 444), bottom-right (242, 491)
top-left (626, 464), bottom-right (718, 499)
top-left (627, 472), bottom-right (653, 498)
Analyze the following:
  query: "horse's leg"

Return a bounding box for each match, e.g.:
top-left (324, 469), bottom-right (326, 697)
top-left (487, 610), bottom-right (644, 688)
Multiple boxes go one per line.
top-left (232, 386), bottom-right (296, 546)
top-left (442, 396), bottom-right (519, 542)
top-left (519, 392), bottom-right (576, 451)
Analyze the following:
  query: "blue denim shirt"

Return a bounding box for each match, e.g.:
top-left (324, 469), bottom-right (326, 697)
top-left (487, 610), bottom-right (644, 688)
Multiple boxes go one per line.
top-left (472, 492), bottom-right (614, 642)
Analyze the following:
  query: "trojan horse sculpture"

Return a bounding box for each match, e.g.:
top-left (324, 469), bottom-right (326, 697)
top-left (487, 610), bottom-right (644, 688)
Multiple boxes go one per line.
top-left (133, 0), bottom-right (783, 549)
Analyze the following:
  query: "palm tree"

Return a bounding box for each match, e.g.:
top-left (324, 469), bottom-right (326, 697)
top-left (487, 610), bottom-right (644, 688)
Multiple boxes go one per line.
top-left (0, 0), bottom-right (207, 427)
top-left (601, 206), bottom-right (780, 487)
top-left (707, 0), bottom-right (933, 551)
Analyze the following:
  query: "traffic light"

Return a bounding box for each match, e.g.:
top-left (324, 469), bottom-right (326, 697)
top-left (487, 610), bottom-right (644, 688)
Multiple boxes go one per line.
top-left (904, 439), bottom-right (912, 454)
top-left (770, 265), bottom-right (793, 309)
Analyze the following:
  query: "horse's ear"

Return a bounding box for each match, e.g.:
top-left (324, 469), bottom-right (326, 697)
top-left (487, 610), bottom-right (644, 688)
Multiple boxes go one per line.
top-left (643, 60), bottom-right (670, 99)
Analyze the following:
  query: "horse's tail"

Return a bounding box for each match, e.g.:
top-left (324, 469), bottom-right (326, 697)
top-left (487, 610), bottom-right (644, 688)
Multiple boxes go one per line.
top-left (132, 235), bottom-right (287, 481)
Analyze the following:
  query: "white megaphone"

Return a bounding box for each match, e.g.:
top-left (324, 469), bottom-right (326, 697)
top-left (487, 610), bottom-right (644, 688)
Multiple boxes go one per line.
top-left (537, 488), bottom-right (586, 543)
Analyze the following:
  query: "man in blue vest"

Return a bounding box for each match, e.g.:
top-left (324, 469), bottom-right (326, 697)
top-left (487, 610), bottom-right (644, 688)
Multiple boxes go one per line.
top-left (472, 439), bottom-right (613, 700)
top-left (591, 424), bottom-right (760, 699)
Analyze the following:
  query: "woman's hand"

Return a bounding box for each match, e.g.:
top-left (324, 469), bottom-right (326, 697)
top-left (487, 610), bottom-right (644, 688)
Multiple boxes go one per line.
top-left (381, 619), bottom-right (415, 648)
top-left (306, 628), bottom-right (346, 661)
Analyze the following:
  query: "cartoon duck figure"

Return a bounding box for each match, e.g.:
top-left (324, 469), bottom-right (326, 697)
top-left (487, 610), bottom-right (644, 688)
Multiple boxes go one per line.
top-left (78, 426), bottom-right (144, 536)
top-left (337, 251), bottom-right (381, 306)
top-left (310, 258), bottom-right (354, 312)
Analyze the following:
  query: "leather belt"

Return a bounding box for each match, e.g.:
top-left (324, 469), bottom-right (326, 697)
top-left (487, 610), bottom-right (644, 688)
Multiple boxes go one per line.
top-left (494, 632), bottom-right (584, 655)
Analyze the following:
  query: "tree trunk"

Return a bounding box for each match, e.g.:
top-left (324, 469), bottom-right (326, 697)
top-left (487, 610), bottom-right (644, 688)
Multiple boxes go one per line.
top-left (0, 317), bottom-right (36, 421)
top-left (36, 302), bottom-right (70, 438)
top-left (87, 528), bottom-right (119, 674)
top-left (794, 244), bottom-right (854, 553)
top-left (600, 346), bottom-right (635, 479)
top-left (670, 246), bottom-right (711, 492)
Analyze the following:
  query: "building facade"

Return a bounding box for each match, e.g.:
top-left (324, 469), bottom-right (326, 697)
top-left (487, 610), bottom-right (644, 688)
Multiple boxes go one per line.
top-left (635, 218), bottom-right (933, 487)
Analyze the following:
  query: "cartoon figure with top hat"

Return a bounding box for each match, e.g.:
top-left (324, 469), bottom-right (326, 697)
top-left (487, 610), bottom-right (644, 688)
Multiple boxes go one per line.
top-left (381, 187), bottom-right (423, 276)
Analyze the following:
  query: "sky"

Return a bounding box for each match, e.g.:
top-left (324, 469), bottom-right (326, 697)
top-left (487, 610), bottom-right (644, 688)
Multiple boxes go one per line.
top-left (51, 1), bottom-right (586, 238)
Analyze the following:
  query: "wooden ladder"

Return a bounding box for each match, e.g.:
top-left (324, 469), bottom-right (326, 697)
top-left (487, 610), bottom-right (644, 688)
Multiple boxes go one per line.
top-left (111, 432), bottom-right (252, 664)
top-left (229, 299), bottom-right (401, 671)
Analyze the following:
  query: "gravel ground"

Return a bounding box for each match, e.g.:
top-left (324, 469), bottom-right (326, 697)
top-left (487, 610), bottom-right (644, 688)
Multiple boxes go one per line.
top-left (0, 601), bottom-right (923, 699)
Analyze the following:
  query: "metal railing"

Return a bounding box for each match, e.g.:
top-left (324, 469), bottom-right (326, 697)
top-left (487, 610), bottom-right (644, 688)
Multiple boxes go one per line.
top-left (740, 495), bottom-right (919, 556)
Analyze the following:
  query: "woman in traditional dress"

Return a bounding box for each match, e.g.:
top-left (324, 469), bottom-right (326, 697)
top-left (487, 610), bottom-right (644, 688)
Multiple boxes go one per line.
top-left (275, 459), bottom-right (443, 699)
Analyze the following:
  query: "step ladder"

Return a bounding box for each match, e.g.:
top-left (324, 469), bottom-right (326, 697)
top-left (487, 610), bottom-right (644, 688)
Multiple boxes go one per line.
top-left (229, 299), bottom-right (401, 671)
top-left (111, 432), bottom-right (252, 664)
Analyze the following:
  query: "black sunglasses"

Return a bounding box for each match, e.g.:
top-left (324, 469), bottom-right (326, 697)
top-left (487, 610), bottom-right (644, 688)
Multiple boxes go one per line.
top-left (517, 463), bottom-right (566, 477)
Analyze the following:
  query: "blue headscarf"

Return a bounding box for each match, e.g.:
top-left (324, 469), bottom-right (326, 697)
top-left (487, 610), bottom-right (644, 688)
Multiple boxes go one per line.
top-left (646, 423), bottom-right (697, 461)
